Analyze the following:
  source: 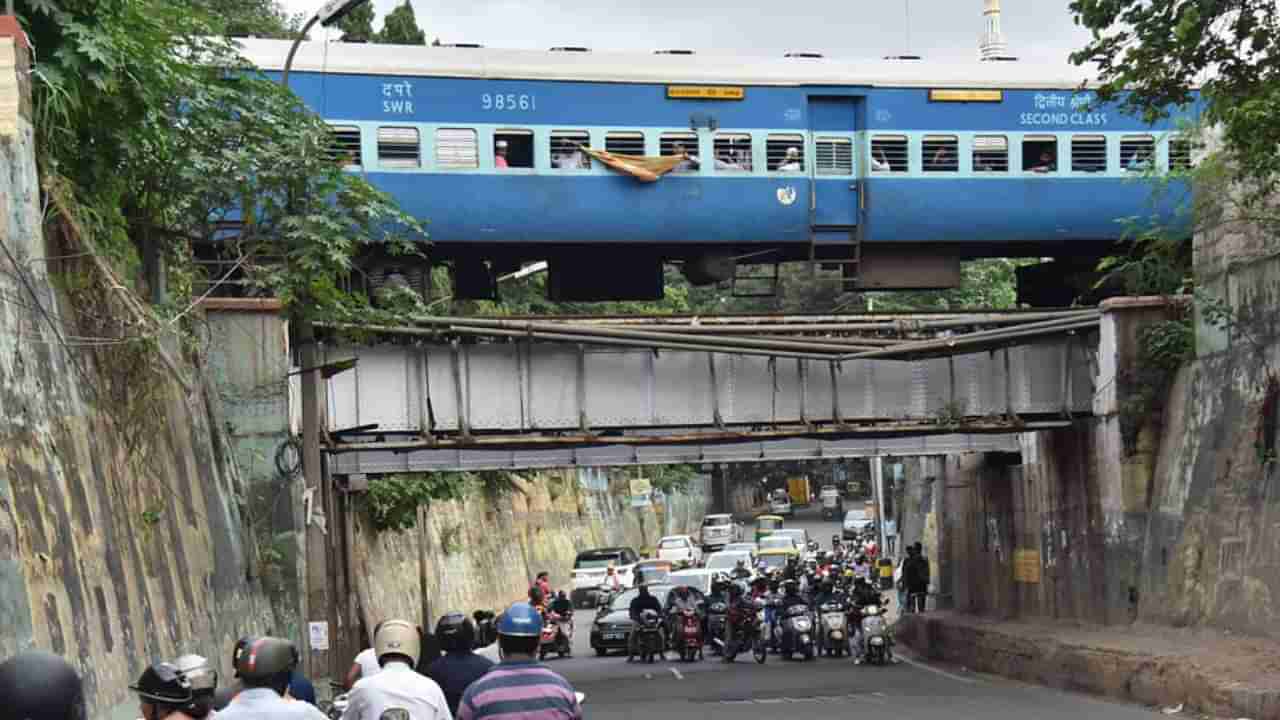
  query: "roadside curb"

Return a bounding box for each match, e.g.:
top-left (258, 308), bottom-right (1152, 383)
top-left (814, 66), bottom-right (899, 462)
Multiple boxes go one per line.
top-left (895, 614), bottom-right (1280, 720)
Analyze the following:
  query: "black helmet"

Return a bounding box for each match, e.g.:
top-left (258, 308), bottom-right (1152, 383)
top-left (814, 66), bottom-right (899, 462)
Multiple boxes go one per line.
top-left (230, 636), bottom-right (256, 678)
top-left (436, 613), bottom-right (476, 653)
top-left (234, 637), bottom-right (297, 684)
top-left (0, 650), bottom-right (86, 720)
top-left (131, 655), bottom-right (217, 713)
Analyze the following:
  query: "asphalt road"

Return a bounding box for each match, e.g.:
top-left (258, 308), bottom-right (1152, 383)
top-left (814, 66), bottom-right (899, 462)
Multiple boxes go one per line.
top-left (521, 505), bottom-right (1161, 720)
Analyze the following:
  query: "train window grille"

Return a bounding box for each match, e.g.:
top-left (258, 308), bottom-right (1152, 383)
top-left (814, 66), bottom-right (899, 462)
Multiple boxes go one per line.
top-left (713, 134), bottom-right (753, 172)
top-left (495, 129), bottom-right (534, 169)
top-left (661, 132), bottom-right (699, 173)
top-left (1169, 137), bottom-right (1194, 171)
top-left (870, 135), bottom-right (908, 172)
top-left (767, 134), bottom-right (805, 172)
top-left (815, 137), bottom-right (853, 175)
top-left (922, 135), bottom-right (959, 172)
top-left (605, 131), bottom-right (645, 156)
top-left (1023, 136), bottom-right (1058, 172)
top-left (435, 128), bottom-right (478, 169)
top-left (1120, 135), bottom-right (1155, 172)
top-left (377, 127), bottom-right (420, 168)
top-left (325, 125), bottom-right (362, 167)
top-left (551, 130), bottom-right (592, 169)
top-left (1071, 135), bottom-right (1108, 173)
top-left (972, 135), bottom-right (1009, 172)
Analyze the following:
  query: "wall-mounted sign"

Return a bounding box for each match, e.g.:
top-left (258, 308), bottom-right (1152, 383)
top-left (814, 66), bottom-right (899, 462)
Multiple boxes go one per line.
top-left (668, 85), bottom-right (745, 100)
top-left (1013, 549), bottom-right (1041, 583)
top-left (929, 88), bottom-right (1004, 103)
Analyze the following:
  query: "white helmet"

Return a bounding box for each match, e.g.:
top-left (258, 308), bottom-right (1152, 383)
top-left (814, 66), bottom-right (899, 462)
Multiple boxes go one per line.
top-left (375, 619), bottom-right (421, 667)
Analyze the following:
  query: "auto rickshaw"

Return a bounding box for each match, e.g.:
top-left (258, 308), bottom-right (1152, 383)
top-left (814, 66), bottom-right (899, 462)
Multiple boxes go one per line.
top-left (754, 514), bottom-right (784, 543)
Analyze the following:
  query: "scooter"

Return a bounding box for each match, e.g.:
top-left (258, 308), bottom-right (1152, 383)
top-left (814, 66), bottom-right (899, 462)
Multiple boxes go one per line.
top-left (859, 601), bottom-right (893, 665)
top-left (672, 608), bottom-right (704, 662)
top-left (817, 598), bottom-right (848, 657)
top-left (634, 609), bottom-right (665, 664)
top-left (706, 599), bottom-right (729, 656)
top-left (538, 611), bottom-right (573, 660)
top-left (779, 603), bottom-right (815, 661)
top-left (724, 597), bottom-right (767, 664)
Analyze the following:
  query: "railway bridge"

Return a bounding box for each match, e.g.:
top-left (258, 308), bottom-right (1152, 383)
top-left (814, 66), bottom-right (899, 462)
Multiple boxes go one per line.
top-left (295, 308), bottom-right (1126, 475)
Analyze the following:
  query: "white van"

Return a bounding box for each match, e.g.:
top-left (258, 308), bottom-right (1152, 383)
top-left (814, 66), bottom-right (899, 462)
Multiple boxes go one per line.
top-left (699, 514), bottom-right (741, 552)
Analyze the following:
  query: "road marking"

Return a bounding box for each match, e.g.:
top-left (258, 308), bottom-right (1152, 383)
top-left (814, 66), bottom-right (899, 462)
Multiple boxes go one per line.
top-left (716, 693), bottom-right (888, 706)
top-left (669, 667), bottom-right (684, 680)
top-left (897, 654), bottom-right (978, 685)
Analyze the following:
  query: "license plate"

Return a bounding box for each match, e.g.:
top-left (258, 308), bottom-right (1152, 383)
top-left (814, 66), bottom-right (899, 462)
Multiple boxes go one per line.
top-left (602, 633), bottom-right (624, 640)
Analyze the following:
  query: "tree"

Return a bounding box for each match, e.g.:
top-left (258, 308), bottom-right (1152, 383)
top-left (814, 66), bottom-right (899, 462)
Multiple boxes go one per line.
top-left (377, 0), bottom-right (427, 45)
top-left (21, 0), bottom-right (425, 326)
top-left (189, 0), bottom-right (299, 38)
top-left (1069, 0), bottom-right (1280, 196)
top-left (334, 1), bottom-right (375, 42)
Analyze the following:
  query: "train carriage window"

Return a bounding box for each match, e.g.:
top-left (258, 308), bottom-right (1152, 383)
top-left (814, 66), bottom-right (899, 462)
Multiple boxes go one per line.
top-left (606, 131), bottom-right (645, 156)
top-left (713, 133), bottom-right (753, 172)
top-left (661, 132), bottom-right (700, 173)
top-left (1169, 137), bottom-right (1194, 171)
top-left (494, 129), bottom-right (534, 169)
top-left (377, 127), bottom-right (420, 168)
top-left (767, 134), bottom-right (806, 172)
top-left (325, 125), bottom-right (362, 167)
top-left (1071, 135), bottom-right (1108, 173)
top-left (815, 137), bottom-right (853, 175)
top-left (870, 135), bottom-right (908, 172)
top-left (1120, 135), bottom-right (1155, 172)
top-left (550, 130), bottom-right (592, 169)
top-left (922, 135), bottom-right (959, 172)
top-left (972, 135), bottom-right (1009, 172)
top-left (435, 128), bottom-right (479, 169)
top-left (1023, 135), bottom-right (1058, 173)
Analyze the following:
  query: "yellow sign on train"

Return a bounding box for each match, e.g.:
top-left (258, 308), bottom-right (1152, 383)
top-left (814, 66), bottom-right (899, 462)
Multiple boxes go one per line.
top-left (667, 85), bottom-right (746, 100)
top-left (929, 88), bottom-right (1004, 103)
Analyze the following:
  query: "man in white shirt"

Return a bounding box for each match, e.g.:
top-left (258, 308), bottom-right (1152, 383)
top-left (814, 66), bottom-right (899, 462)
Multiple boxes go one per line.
top-left (344, 619), bottom-right (452, 720)
top-left (345, 623), bottom-right (385, 689)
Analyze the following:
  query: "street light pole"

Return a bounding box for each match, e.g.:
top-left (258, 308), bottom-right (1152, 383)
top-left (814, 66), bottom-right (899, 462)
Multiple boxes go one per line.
top-left (276, 0), bottom-right (372, 686)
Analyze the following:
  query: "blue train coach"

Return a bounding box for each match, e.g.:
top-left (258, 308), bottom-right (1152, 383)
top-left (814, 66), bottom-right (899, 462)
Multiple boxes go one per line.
top-left (237, 39), bottom-right (1199, 303)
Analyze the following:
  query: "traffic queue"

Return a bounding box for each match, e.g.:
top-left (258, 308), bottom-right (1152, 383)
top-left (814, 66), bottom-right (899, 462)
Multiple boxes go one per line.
top-left (577, 518), bottom-right (904, 667)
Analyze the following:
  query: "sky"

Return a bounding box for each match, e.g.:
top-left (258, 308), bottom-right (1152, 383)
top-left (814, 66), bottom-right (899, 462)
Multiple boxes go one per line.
top-left (278, 0), bottom-right (1095, 66)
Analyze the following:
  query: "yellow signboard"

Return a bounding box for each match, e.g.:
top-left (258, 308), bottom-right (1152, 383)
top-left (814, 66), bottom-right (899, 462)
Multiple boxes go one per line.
top-left (1013, 549), bottom-right (1041, 583)
top-left (629, 477), bottom-right (652, 496)
top-left (929, 88), bottom-right (1004, 103)
top-left (667, 85), bottom-right (745, 101)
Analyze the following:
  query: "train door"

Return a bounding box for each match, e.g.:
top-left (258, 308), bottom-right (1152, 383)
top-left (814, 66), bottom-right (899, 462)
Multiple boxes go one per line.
top-left (807, 97), bottom-right (859, 228)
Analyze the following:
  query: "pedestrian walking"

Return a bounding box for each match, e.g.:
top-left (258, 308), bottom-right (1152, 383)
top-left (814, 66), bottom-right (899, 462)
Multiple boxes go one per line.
top-left (884, 518), bottom-right (898, 556)
top-left (903, 542), bottom-right (930, 614)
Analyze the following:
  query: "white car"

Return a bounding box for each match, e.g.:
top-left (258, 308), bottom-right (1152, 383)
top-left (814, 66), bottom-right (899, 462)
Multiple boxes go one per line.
top-left (704, 550), bottom-right (754, 578)
top-left (699, 514), bottom-right (741, 552)
top-left (656, 535), bottom-right (703, 568)
top-left (770, 493), bottom-right (793, 516)
top-left (722, 542), bottom-right (758, 557)
top-left (843, 509), bottom-right (874, 540)
top-left (670, 568), bottom-right (715, 595)
top-left (570, 547), bottom-right (640, 608)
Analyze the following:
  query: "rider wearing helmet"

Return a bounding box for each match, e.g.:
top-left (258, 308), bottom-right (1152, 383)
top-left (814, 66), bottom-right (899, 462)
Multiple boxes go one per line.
top-left (780, 578), bottom-right (807, 609)
top-left (218, 637), bottom-right (325, 720)
top-left (131, 655), bottom-right (218, 720)
top-left (426, 613), bottom-right (494, 716)
top-left (0, 650), bottom-right (87, 720)
top-left (732, 559), bottom-right (752, 580)
top-left (627, 583), bottom-right (664, 662)
top-left (458, 603), bottom-right (582, 720)
top-left (345, 619), bottom-right (449, 720)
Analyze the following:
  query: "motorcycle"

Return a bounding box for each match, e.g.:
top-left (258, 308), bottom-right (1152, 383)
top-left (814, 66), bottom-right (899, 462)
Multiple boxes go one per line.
top-left (724, 597), bottom-right (767, 664)
top-left (859, 602), bottom-right (893, 665)
top-left (539, 610), bottom-right (573, 660)
top-left (779, 603), bottom-right (815, 661)
top-left (672, 608), bottom-right (704, 662)
top-left (706, 598), bottom-right (729, 655)
top-left (818, 599), bottom-right (848, 657)
top-left (634, 609), bottom-right (665, 663)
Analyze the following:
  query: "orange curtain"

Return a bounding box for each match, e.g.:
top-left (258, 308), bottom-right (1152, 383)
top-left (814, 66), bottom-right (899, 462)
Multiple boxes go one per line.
top-left (580, 146), bottom-right (688, 183)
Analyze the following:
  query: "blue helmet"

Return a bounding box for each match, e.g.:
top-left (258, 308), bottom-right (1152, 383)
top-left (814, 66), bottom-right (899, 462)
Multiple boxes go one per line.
top-left (496, 602), bottom-right (543, 637)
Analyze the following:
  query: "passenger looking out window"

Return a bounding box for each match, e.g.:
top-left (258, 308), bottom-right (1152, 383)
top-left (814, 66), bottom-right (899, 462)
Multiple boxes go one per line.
top-left (1031, 150), bottom-right (1055, 172)
top-left (551, 131), bottom-right (591, 170)
top-left (778, 147), bottom-right (803, 171)
top-left (1023, 137), bottom-right (1058, 173)
top-left (672, 142), bottom-right (700, 172)
top-left (871, 151), bottom-right (891, 171)
top-left (495, 140), bottom-right (509, 168)
top-left (495, 130), bottom-right (534, 168)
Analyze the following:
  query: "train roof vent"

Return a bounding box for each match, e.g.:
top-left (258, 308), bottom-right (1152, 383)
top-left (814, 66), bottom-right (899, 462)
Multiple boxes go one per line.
top-left (784, 51), bottom-right (824, 59)
top-left (982, 55), bottom-right (1019, 61)
top-left (655, 49), bottom-right (696, 55)
top-left (440, 43), bottom-right (484, 48)
top-left (883, 54), bottom-right (922, 60)
top-left (550, 46), bottom-right (592, 52)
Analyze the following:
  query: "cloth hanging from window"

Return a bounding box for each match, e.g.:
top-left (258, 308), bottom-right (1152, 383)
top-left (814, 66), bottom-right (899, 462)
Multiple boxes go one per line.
top-left (579, 145), bottom-right (688, 183)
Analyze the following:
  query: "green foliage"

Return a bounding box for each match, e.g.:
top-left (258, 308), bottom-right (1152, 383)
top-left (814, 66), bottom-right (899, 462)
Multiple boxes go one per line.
top-left (363, 473), bottom-right (472, 532)
top-left (188, 0), bottom-right (300, 38)
top-left (20, 0), bottom-right (427, 326)
top-left (441, 524), bottom-right (463, 555)
top-left (1096, 233), bottom-right (1191, 296)
top-left (334, 2), bottom-right (376, 42)
top-left (377, 1), bottom-right (427, 45)
top-left (860, 258), bottom-right (1031, 312)
top-left (1119, 313), bottom-right (1195, 453)
top-left (1068, 0), bottom-right (1280, 198)
top-left (649, 465), bottom-right (699, 495)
